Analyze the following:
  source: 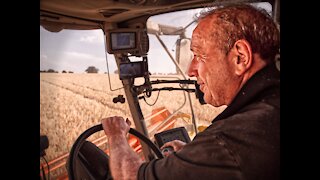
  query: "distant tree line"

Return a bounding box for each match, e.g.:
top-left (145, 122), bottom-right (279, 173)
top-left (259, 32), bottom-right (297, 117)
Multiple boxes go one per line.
top-left (40, 67), bottom-right (176, 75)
top-left (85, 66), bottom-right (99, 73)
top-left (40, 69), bottom-right (59, 73)
top-left (40, 69), bottom-right (74, 73)
top-left (40, 66), bottom-right (101, 74)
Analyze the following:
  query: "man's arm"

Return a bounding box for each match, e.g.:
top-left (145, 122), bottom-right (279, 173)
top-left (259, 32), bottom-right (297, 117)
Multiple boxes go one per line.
top-left (102, 116), bottom-right (144, 180)
top-left (108, 135), bottom-right (143, 179)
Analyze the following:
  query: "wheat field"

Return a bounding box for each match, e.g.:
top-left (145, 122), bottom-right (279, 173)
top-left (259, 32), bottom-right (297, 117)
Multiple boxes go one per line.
top-left (40, 73), bottom-right (225, 178)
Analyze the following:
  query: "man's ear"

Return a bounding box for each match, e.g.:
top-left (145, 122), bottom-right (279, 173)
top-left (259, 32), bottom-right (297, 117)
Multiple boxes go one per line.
top-left (232, 39), bottom-right (252, 76)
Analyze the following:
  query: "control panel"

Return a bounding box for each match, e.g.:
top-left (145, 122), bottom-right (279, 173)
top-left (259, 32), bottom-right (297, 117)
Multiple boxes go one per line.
top-left (154, 127), bottom-right (191, 149)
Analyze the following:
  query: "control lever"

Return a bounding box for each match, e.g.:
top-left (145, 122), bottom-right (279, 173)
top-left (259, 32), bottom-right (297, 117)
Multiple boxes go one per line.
top-left (113, 95), bottom-right (125, 103)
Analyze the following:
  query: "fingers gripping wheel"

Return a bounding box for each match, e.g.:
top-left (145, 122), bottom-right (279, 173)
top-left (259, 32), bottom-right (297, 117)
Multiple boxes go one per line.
top-left (67, 124), bottom-right (163, 180)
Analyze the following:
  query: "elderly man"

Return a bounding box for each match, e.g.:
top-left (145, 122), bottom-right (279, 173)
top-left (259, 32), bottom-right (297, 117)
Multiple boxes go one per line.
top-left (102, 3), bottom-right (280, 180)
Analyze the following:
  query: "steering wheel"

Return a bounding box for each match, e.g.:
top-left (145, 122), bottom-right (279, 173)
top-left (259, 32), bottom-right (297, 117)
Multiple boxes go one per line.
top-left (67, 124), bottom-right (164, 180)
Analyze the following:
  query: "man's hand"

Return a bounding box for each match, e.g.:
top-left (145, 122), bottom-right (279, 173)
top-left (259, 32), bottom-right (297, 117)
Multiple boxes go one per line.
top-left (160, 140), bottom-right (186, 157)
top-left (101, 116), bottom-right (131, 137)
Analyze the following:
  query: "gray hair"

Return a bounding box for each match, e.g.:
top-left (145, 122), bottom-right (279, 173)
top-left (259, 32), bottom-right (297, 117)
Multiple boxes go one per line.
top-left (197, 3), bottom-right (279, 63)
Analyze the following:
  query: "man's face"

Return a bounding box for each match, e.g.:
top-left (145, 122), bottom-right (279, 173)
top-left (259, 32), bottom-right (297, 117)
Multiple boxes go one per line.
top-left (188, 17), bottom-right (235, 107)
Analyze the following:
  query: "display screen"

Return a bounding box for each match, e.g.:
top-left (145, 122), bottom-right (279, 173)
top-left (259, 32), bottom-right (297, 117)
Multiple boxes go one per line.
top-left (159, 130), bottom-right (185, 143)
top-left (119, 62), bottom-right (144, 79)
top-left (111, 32), bottom-right (136, 50)
top-left (154, 127), bottom-right (191, 147)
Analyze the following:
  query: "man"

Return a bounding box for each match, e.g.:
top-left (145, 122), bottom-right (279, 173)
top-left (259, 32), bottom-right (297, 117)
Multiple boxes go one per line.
top-left (102, 3), bottom-right (280, 180)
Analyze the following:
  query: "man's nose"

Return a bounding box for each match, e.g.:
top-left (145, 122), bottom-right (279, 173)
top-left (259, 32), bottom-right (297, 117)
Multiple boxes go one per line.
top-left (187, 59), bottom-right (198, 77)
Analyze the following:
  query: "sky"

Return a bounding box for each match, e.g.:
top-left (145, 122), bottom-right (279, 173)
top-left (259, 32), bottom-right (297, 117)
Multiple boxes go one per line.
top-left (40, 8), bottom-right (201, 74)
top-left (40, 2), bottom-right (271, 74)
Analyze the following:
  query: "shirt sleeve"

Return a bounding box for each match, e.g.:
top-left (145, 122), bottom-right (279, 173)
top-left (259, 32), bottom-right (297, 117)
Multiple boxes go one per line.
top-left (137, 131), bottom-right (243, 180)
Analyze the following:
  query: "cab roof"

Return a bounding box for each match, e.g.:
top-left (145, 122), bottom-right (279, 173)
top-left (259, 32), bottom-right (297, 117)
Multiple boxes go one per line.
top-left (40, 0), bottom-right (276, 32)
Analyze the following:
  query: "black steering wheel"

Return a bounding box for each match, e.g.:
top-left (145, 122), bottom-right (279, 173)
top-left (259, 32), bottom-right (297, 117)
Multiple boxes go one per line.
top-left (67, 124), bottom-right (163, 180)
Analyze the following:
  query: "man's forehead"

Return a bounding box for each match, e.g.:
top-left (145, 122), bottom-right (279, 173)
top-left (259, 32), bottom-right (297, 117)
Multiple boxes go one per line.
top-left (191, 25), bottom-right (210, 50)
top-left (190, 35), bottom-right (200, 51)
top-left (191, 38), bottom-right (206, 55)
top-left (193, 16), bottom-right (216, 37)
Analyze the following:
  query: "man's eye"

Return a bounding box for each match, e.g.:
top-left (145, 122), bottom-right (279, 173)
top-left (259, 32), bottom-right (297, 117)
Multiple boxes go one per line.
top-left (196, 56), bottom-right (205, 62)
top-left (192, 52), bottom-right (205, 62)
top-left (194, 55), bottom-right (198, 60)
top-left (194, 55), bottom-right (201, 62)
